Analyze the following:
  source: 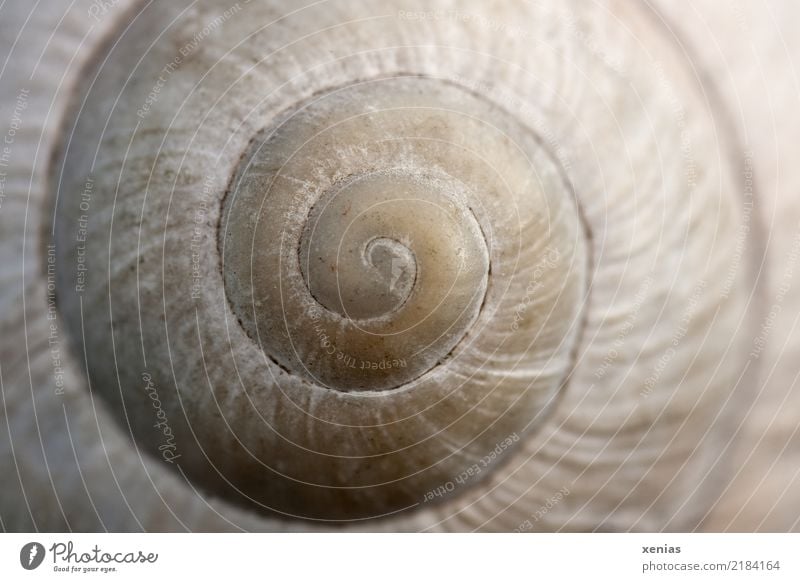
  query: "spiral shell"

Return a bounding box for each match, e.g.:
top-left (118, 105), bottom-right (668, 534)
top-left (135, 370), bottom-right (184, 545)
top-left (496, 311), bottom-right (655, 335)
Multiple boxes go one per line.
top-left (0, 0), bottom-right (777, 531)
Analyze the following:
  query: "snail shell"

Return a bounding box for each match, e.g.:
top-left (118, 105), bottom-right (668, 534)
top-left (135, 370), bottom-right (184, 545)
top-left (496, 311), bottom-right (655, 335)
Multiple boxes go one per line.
top-left (0, 0), bottom-right (781, 531)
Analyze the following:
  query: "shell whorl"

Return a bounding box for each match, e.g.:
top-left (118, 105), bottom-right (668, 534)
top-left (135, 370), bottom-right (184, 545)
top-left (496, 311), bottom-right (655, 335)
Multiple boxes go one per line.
top-left (221, 76), bottom-right (585, 397)
top-left (0, 0), bottom-right (767, 531)
top-left (59, 69), bottom-right (587, 519)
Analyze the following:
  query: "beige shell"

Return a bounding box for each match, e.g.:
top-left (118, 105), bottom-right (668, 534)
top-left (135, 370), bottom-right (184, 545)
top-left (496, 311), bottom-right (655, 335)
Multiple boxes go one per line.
top-left (1, 0), bottom-right (798, 531)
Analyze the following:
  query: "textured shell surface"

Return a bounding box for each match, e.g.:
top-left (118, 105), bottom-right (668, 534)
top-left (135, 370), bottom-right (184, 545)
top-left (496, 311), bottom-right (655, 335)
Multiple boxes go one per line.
top-left (0, 0), bottom-right (799, 532)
